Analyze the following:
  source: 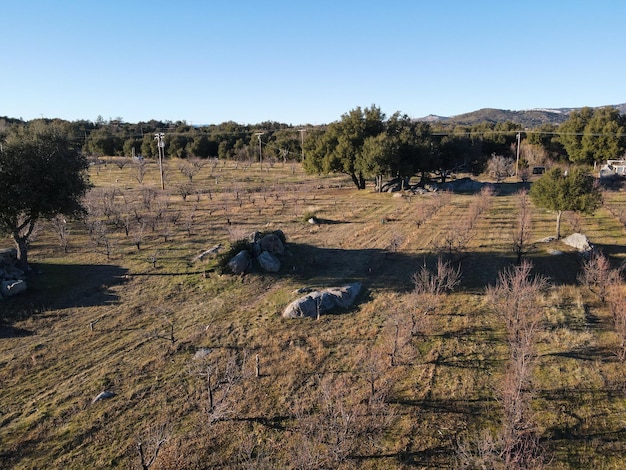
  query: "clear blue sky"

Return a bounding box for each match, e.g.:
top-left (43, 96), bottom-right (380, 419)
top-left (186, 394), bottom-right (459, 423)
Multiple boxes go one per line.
top-left (3, 1), bottom-right (624, 125)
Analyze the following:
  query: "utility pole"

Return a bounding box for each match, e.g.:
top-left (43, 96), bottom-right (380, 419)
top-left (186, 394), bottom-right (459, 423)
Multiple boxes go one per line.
top-left (298, 128), bottom-right (306, 162)
top-left (254, 132), bottom-right (265, 168)
top-left (515, 132), bottom-right (521, 177)
top-left (154, 132), bottom-right (165, 190)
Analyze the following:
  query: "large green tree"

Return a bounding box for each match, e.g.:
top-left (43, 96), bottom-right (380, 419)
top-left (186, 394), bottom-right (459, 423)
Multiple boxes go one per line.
top-left (303, 106), bottom-right (436, 190)
top-left (558, 107), bottom-right (626, 164)
top-left (529, 167), bottom-right (602, 239)
top-left (303, 105), bottom-right (385, 189)
top-left (0, 123), bottom-right (91, 270)
top-left (385, 113), bottom-right (433, 181)
top-left (84, 126), bottom-right (123, 156)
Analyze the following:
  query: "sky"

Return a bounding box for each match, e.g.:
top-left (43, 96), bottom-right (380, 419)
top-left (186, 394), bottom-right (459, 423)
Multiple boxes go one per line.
top-left (2, 1), bottom-right (625, 126)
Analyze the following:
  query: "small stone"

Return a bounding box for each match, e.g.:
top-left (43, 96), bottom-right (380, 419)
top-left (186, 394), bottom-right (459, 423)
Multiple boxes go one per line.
top-left (92, 390), bottom-right (115, 403)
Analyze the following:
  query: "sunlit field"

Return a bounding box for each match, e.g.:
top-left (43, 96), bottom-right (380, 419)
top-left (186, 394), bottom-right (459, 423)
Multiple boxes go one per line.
top-left (2, 158), bottom-right (626, 469)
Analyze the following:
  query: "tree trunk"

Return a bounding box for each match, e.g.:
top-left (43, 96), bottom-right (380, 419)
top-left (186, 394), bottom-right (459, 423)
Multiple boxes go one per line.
top-left (12, 232), bottom-right (29, 272)
top-left (349, 172), bottom-right (367, 190)
top-left (349, 172), bottom-right (361, 189)
top-left (358, 172), bottom-right (366, 190)
top-left (376, 175), bottom-right (383, 192)
top-left (556, 210), bottom-right (563, 239)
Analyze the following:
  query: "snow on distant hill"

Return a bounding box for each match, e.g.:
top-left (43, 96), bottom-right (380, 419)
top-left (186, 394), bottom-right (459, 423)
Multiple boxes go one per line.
top-left (416, 103), bottom-right (625, 126)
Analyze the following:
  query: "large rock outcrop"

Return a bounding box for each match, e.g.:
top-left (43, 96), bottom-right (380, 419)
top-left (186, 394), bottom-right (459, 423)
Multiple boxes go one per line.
top-left (282, 283), bottom-right (362, 319)
top-left (224, 230), bottom-right (287, 275)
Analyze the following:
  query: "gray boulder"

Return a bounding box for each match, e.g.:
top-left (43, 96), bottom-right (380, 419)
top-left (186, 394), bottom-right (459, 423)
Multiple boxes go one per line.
top-left (272, 229), bottom-right (286, 242)
top-left (257, 251), bottom-right (281, 272)
top-left (227, 250), bottom-right (252, 274)
top-left (562, 233), bottom-right (592, 253)
top-left (0, 248), bottom-right (17, 266)
top-left (3, 266), bottom-right (25, 280)
top-left (323, 284), bottom-right (363, 309)
top-left (1, 279), bottom-right (27, 298)
top-left (282, 283), bottom-right (362, 319)
top-left (259, 233), bottom-right (285, 255)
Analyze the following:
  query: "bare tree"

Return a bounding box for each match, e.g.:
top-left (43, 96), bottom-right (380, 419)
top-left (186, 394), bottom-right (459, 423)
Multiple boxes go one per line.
top-left (487, 154), bottom-right (515, 183)
top-left (498, 363), bottom-right (544, 470)
top-left (86, 219), bottom-right (112, 260)
top-left (578, 251), bottom-right (620, 303)
top-left (466, 185), bottom-right (495, 230)
top-left (434, 228), bottom-right (473, 260)
top-left (603, 266), bottom-right (626, 360)
top-left (412, 256), bottom-right (462, 297)
top-left (207, 157), bottom-right (219, 176)
top-left (191, 349), bottom-right (245, 424)
top-left (512, 189), bottom-right (532, 264)
top-left (132, 222), bottom-right (146, 251)
top-left (290, 375), bottom-right (359, 467)
top-left (115, 157), bottom-right (130, 170)
top-left (141, 187), bottom-right (158, 211)
top-left (487, 261), bottom-right (547, 359)
top-left (49, 215), bottom-right (70, 253)
top-left (405, 257), bottom-right (462, 354)
top-left (455, 429), bottom-right (503, 470)
top-left (177, 158), bottom-right (205, 182)
top-left (177, 183), bottom-right (194, 202)
top-left (184, 205), bottom-right (198, 237)
top-left (152, 310), bottom-right (176, 345)
top-left (486, 261), bottom-right (548, 468)
top-left (136, 421), bottom-right (171, 470)
top-left (134, 157), bottom-right (148, 184)
top-left (413, 201), bottom-right (432, 229)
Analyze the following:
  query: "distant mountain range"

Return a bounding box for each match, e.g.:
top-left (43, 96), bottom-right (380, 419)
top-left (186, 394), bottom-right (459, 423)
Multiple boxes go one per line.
top-left (417, 103), bottom-right (626, 127)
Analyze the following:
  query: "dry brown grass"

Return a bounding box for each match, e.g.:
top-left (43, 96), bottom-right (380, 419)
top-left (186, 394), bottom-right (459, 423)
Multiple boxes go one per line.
top-left (1, 163), bottom-right (626, 468)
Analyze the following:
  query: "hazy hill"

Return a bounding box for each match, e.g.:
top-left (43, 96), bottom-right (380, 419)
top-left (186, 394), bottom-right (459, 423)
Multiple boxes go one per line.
top-left (418, 103), bottom-right (626, 127)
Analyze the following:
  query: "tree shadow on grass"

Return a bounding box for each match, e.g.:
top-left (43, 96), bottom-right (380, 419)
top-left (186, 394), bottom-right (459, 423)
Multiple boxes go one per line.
top-left (284, 243), bottom-right (414, 292)
top-left (1, 262), bottom-right (128, 321)
top-left (545, 345), bottom-right (616, 362)
top-left (284, 242), bottom-right (591, 294)
top-left (0, 325), bottom-right (34, 338)
top-left (593, 242), bottom-right (626, 261)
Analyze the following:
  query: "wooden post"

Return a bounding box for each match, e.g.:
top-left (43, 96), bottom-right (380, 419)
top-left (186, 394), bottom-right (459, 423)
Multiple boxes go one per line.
top-left (207, 371), bottom-right (214, 410)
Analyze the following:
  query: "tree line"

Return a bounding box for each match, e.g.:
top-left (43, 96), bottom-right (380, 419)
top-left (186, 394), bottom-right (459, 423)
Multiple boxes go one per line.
top-left (0, 117), bottom-right (305, 163)
top-left (303, 105), bottom-right (626, 189)
top-left (1, 104), bottom-right (623, 188)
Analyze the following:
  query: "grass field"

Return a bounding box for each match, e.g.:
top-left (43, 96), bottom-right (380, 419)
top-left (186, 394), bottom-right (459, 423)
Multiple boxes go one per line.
top-left (1, 158), bottom-right (626, 469)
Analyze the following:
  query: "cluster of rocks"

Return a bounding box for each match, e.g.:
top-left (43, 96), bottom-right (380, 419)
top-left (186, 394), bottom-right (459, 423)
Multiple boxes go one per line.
top-left (282, 283), bottom-right (362, 319)
top-left (227, 230), bottom-right (287, 274)
top-left (0, 248), bottom-right (27, 299)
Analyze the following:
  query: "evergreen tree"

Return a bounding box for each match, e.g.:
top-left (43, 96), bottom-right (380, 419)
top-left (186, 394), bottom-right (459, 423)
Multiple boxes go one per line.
top-left (0, 122), bottom-right (91, 269)
top-left (529, 167), bottom-right (602, 239)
